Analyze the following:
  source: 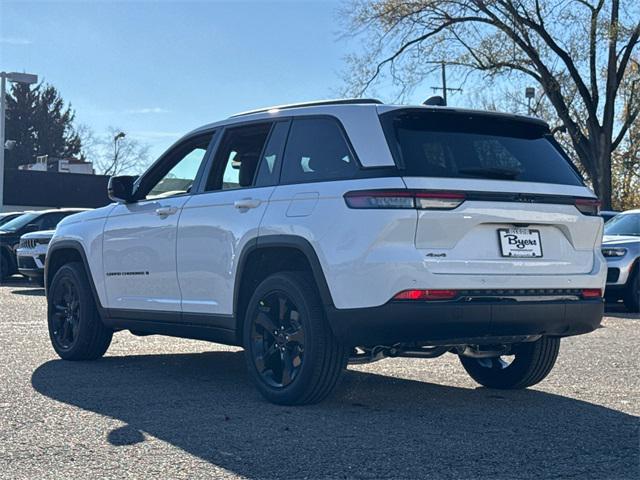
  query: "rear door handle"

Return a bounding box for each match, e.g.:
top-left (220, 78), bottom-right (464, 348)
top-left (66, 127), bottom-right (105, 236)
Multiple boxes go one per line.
top-left (155, 206), bottom-right (178, 217)
top-left (234, 198), bottom-right (261, 210)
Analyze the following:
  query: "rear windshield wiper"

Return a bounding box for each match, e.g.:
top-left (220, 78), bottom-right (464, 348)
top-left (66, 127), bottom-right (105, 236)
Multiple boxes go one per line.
top-left (457, 167), bottom-right (521, 180)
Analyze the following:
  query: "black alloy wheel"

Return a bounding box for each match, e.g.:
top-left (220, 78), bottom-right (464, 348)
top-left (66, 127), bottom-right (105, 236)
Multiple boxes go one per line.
top-left (243, 271), bottom-right (347, 405)
top-left (250, 291), bottom-right (305, 388)
top-left (459, 336), bottom-right (560, 389)
top-left (51, 277), bottom-right (81, 350)
top-left (47, 262), bottom-right (112, 360)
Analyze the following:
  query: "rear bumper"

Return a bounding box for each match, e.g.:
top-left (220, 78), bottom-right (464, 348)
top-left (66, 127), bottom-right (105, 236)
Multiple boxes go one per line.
top-left (326, 299), bottom-right (603, 346)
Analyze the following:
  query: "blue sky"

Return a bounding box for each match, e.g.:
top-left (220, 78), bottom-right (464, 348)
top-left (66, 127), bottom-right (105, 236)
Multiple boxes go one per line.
top-left (1, 0), bottom-right (466, 165)
top-left (0, 0), bottom-right (366, 161)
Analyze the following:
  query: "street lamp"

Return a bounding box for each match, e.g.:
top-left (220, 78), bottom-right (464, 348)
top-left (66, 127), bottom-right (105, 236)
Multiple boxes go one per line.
top-left (110, 132), bottom-right (126, 176)
top-left (0, 71), bottom-right (39, 212)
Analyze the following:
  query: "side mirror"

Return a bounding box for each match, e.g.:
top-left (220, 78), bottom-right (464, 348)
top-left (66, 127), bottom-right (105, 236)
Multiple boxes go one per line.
top-left (24, 223), bottom-right (40, 233)
top-left (108, 175), bottom-right (137, 203)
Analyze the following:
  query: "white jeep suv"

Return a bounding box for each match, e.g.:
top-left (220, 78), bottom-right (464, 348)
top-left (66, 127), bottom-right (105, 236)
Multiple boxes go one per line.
top-left (45, 99), bottom-right (606, 405)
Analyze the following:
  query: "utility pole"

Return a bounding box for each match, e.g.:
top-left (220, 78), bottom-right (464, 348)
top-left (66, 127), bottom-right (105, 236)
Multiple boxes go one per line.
top-left (0, 71), bottom-right (38, 212)
top-left (431, 62), bottom-right (462, 105)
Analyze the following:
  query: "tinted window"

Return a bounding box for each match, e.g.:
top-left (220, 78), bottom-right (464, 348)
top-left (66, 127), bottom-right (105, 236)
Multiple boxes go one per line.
top-left (39, 213), bottom-right (66, 230)
top-left (255, 121), bottom-right (290, 187)
top-left (206, 123), bottom-right (272, 191)
top-left (281, 118), bottom-right (357, 184)
top-left (381, 111), bottom-right (583, 186)
top-left (604, 213), bottom-right (640, 236)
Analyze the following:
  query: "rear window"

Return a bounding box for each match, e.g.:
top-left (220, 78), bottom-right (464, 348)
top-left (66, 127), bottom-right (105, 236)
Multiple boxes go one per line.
top-left (380, 110), bottom-right (583, 186)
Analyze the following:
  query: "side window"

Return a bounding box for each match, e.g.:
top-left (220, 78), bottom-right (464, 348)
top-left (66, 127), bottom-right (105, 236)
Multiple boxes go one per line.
top-left (37, 214), bottom-right (53, 230)
top-left (205, 123), bottom-right (272, 191)
top-left (280, 118), bottom-right (357, 184)
top-left (143, 134), bottom-right (214, 200)
top-left (254, 121), bottom-right (290, 187)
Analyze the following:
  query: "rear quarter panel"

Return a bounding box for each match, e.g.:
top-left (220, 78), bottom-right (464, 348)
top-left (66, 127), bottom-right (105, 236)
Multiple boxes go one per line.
top-left (259, 177), bottom-right (420, 309)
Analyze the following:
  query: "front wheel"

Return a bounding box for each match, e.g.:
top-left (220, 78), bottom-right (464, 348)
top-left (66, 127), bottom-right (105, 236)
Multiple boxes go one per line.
top-left (47, 262), bottom-right (113, 360)
top-left (243, 271), bottom-right (347, 405)
top-left (459, 336), bottom-right (560, 389)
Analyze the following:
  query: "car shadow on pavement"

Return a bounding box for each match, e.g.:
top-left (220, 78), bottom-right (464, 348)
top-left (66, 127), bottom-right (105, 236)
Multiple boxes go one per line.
top-left (32, 351), bottom-right (637, 479)
top-left (605, 303), bottom-right (640, 320)
top-left (0, 276), bottom-right (31, 287)
top-left (11, 288), bottom-right (45, 296)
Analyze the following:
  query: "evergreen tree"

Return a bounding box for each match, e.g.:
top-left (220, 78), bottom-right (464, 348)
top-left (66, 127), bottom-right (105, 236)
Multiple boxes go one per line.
top-left (5, 82), bottom-right (82, 169)
top-left (4, 83), bottom-right (38, 169)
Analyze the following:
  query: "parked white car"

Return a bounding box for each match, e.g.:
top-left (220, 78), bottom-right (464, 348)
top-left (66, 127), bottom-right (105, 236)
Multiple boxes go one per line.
top-left (45, 99), bottom-right (606, 404)
top-left (17, 230), bottom-right (55, 283)
top-left (603, 209), bottom-right (640, 312)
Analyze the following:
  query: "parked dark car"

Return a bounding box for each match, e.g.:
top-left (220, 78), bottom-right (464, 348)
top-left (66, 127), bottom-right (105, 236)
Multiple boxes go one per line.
top-left (0, 209), bottom-right (86, 281)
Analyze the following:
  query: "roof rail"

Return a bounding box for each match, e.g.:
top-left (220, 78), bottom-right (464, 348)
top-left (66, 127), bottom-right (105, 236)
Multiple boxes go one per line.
top-left (229, 98), bottom-right (384, 118)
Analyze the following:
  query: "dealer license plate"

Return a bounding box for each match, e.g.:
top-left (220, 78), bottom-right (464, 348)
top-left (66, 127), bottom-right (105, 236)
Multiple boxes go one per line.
top-left (498, 228), bottom-right (543, 258)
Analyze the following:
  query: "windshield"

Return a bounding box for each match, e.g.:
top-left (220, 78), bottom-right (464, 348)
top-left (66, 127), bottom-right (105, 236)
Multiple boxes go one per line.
top-left (380, 110), bottom-right (584, 186)
top-left (0, 214), bottom-right (19, 227)
top-left (604, 213), bottom-right (640, 236)
top-left (0, 212), bottom-right (39, 233)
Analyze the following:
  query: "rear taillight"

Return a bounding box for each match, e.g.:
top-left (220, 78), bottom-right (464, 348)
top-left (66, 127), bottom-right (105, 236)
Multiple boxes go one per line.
top-left (575, 198), bottom-right (600, 216)
top-left (393, 289), bottom-right (459, 301)
top-left (415, 191), bottom-right (466, 209)
top-left (343, 190), bottom-right (414, 209)
top-left (344, 190), bottom-right (465, 210)
top-left (581, 288), bottom-right (602, 298)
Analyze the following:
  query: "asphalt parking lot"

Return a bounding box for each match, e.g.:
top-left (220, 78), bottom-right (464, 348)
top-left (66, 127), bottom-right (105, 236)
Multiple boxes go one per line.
top-left (0, 277), bottom-right (638, 480)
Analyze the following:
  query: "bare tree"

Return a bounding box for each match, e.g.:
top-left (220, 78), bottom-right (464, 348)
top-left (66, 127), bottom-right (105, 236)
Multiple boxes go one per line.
top-left (342, 0), bottom-right (640, 209)
top-left (75, 123), bottom-right (98, 162)
top-left (612, 73), bottom-right (640, 210)
top-left (92, 127), bottom-right (151, 176)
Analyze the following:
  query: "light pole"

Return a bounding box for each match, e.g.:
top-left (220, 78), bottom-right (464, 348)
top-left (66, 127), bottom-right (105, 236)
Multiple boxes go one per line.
top-left (112, 131), bottom-right (126, 175)
top-left (1, 71), bottom-right (38, 212)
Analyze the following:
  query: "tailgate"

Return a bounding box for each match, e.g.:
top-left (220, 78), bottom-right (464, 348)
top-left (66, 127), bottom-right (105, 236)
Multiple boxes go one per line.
top-left (405, 178), bottom-right (603, 276)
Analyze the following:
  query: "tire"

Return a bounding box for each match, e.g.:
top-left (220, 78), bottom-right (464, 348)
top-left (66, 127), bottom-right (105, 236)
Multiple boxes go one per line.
top-left (459, 336), bottom-right (560, 389)
top-left (0, 252), bottom-right (9, 282)
top-left (243, 271), bottom-right (347, 405)
top-left (47, 262), bottom-right (113, 360)
top-left (623, 266), bottom-right (639, 313)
